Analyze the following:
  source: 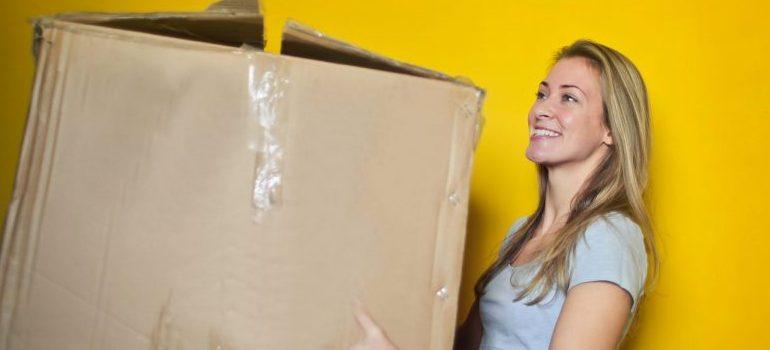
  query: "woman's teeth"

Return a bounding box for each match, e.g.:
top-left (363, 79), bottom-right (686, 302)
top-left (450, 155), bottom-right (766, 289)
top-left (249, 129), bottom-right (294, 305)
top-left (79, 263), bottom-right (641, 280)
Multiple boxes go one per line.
top-left (532, 129), bottom-right (560, 137)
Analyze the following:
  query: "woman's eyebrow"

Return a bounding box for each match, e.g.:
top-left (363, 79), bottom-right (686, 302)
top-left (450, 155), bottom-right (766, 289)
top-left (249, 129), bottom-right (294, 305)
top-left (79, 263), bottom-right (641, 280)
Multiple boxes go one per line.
top-left (540, 81), bottom-right (586, 97)
top-left (560, 84), bottom-right (586, 97)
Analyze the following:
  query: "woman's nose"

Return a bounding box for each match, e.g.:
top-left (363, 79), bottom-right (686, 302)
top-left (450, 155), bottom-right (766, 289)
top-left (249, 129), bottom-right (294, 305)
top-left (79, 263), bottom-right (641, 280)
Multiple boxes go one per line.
top-left (534, 105), bottom-right (553, 120)
top-left (534, 95), bottom-right (558, 119)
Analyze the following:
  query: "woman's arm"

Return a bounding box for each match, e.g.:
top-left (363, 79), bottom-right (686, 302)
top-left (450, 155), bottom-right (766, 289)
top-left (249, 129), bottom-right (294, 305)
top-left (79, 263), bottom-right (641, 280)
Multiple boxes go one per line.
top-left (548, 281), bottom-right (632, 350)
top-left (453, 298), bottom-right (483, 350)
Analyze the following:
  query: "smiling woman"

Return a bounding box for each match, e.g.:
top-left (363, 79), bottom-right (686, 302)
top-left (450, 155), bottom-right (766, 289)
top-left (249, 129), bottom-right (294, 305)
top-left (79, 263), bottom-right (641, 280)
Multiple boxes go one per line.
top-left (349, 39), bottom-right (659, 350)
top-left (465, 39), bottom-right (659, 350)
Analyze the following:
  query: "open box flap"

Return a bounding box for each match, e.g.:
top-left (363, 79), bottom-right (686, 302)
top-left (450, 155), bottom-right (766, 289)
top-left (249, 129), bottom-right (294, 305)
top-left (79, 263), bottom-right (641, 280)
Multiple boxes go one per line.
top-left (31, 0), bottom-right (264, 56)
top-left (280, 19), bottom-right (484, 94)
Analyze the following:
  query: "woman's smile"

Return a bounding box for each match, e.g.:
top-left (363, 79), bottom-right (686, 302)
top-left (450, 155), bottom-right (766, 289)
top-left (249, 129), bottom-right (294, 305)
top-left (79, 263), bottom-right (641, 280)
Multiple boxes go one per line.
top-left (530, 127), bottom-right (563, 141)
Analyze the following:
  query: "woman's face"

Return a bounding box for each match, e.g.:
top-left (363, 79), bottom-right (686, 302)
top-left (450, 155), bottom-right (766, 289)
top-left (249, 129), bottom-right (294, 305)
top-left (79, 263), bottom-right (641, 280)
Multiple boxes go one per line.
top-left (525, 56), bottom-right (612, 166)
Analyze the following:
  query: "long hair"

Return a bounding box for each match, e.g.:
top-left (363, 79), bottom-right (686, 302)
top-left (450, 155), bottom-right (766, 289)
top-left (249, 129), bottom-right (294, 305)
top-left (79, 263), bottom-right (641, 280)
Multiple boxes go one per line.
top-left (474, 39), bottom-right (660, 313)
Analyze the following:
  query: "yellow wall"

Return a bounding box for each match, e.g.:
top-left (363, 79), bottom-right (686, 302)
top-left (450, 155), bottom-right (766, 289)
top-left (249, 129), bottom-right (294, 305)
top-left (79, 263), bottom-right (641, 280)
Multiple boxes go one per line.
top-left (1, 0), bottom-right (768, 348)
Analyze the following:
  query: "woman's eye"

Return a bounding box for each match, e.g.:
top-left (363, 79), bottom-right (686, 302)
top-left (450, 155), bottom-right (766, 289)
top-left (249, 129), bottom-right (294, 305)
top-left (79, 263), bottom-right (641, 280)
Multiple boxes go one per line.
top-left (535, 91), bottom-right (545, 100)
top-left (562, 94), bottom-right (577, 103)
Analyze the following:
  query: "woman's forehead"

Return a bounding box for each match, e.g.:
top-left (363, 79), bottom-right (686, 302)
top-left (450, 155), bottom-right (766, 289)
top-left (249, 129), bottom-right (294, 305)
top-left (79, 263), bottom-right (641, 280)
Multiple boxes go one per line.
top-left (545, 57), bottom-right (601, 94)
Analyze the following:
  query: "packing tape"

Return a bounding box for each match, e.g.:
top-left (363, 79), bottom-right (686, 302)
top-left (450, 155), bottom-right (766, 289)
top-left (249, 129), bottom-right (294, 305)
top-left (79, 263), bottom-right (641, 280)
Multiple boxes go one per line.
top-left (245, 50), bottom-right (289, 222)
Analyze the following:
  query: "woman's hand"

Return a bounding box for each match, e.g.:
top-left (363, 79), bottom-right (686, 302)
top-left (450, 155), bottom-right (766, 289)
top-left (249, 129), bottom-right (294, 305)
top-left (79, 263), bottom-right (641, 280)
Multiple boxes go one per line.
top-left (349, 299), bottom-right (399, 350)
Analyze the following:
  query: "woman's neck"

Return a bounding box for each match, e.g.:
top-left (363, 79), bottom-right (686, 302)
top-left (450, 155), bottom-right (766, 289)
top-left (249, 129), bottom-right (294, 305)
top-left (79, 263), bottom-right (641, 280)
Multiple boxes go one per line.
top-left (541, 146), bottom-right (610, 236)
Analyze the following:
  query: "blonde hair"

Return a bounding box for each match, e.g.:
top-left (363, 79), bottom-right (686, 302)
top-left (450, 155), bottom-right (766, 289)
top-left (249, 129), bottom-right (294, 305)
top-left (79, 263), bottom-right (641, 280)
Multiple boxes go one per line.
top-left (474, 39), bottom-right (659, 319)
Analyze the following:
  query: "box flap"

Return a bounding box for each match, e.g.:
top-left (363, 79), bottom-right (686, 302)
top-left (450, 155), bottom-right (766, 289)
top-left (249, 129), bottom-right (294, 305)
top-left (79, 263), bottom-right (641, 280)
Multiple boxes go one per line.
top-left (280, 19), bottom-right (483, 92)
top-left (206, 0), bottom-right (261, 13)
top-left (33, 0), bottom-right (263, 50)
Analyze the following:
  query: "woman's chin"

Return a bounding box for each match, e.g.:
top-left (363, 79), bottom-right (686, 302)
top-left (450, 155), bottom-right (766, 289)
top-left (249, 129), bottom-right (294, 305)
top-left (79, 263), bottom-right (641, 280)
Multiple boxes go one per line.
top-left (525, 150), bottom-right (553, 164)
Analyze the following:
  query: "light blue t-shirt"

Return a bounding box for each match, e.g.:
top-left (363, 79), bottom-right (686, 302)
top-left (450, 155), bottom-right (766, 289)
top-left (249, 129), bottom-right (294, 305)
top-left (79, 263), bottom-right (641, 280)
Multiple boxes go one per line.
top-left (479, 211), bottom-right (648, 349)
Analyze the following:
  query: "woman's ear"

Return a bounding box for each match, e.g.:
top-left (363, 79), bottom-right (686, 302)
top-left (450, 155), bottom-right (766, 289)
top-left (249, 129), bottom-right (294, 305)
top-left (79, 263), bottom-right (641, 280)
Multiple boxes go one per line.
top-left (602, 126), bottom-right (614, 146)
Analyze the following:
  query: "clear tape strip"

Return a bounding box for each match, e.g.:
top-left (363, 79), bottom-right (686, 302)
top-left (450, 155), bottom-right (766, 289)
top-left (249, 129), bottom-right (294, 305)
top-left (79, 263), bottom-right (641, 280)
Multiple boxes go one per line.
top-left (246, 51), bottom-right (288, 222)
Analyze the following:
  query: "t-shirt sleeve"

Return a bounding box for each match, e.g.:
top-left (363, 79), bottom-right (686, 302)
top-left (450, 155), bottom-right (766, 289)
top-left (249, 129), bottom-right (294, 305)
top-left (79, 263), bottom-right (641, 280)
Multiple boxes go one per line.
top-left (568, 214), bottom-right (648, 311)
top-left (499, 216), bottom-right (528, 258)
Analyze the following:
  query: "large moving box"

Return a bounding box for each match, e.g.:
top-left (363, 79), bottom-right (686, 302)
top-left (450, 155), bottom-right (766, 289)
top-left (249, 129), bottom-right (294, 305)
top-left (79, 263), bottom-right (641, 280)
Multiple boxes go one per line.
top-left (0, 2), bottom-right (485, 349)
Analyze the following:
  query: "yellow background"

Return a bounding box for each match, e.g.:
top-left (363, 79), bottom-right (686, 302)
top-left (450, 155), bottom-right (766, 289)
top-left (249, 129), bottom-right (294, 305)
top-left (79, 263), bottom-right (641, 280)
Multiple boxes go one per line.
top-left (1, 0), bottom-right (768, 348)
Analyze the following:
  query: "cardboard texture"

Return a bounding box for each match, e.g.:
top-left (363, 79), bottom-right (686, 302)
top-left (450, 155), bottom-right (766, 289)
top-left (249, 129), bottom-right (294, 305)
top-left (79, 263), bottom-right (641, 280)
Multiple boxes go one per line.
top-left (0, 3), bottom-right (485, 349)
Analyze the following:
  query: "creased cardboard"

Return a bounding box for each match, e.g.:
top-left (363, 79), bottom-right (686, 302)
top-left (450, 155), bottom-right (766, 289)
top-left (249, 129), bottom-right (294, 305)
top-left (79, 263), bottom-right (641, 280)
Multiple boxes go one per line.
top-left (0, 4), bottom-right (484, 349)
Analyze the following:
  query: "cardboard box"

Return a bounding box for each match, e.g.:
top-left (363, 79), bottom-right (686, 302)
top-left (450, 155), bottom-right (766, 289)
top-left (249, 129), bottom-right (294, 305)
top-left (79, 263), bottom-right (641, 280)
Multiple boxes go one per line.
top-left (0, 2), bottom-right (484, 349)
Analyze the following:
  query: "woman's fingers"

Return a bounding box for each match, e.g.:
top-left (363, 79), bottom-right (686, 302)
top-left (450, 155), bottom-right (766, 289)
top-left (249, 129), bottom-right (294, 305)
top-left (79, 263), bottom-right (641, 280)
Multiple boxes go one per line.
top-left (353, 297), bottom-right (382, 336)
top-left (349, 298), bottom-right (399, 350)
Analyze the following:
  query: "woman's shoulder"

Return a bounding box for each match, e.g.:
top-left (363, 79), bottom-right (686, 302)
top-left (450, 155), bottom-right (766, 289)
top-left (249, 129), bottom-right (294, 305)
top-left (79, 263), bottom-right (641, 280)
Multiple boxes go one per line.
top-left (571, 210), bottom-right (648, 310)
top-left (502, 215), bottom-right (530, 241)
top-left (581, 211), bottom-right (645, 252)
top-left (503, 211), bottom-right (646, 256)
top-left (506, 211), bottom-right (642, 239)
top-left (499, 215), bottom-right (530, 255)
top-left (577, 211), bottom-right (647, 272)
top-left (512, 215), bottom-right (529, 231)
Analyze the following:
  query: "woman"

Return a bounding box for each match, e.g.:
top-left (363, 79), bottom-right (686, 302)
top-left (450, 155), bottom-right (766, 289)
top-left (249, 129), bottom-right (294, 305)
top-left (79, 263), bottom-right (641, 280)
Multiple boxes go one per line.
top-left (350, 39), bottom-right (659, 350)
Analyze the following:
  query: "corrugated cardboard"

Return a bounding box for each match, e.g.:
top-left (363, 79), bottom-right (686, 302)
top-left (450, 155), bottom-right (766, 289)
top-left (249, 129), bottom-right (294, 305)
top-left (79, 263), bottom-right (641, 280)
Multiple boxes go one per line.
top-left (0, 3), bottom-right (485, 349)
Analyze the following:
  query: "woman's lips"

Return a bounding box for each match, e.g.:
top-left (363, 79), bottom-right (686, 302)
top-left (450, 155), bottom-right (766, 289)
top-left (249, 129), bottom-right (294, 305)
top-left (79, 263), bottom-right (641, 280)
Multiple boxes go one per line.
top-left (530, 134), bottom-right (561, 141)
